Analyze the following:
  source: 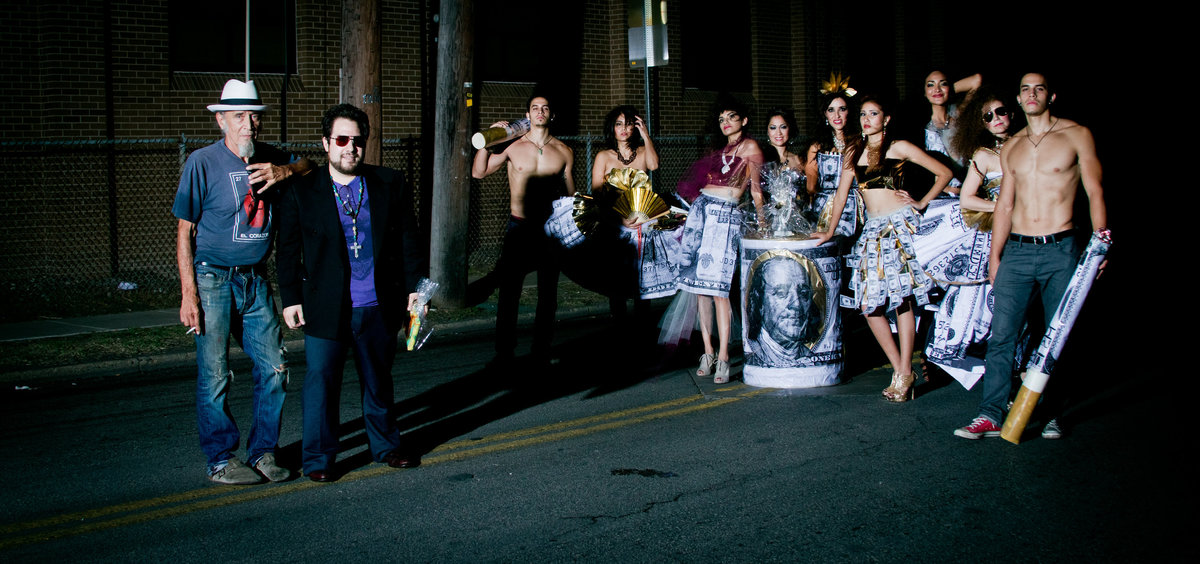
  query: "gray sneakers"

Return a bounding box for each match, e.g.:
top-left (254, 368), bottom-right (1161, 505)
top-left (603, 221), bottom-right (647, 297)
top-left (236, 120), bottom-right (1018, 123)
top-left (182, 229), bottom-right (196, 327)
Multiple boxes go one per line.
top-left (1041, 419), bottom-right (1063, 440)
top-left (208, 457), bottom-right (263, 485)
top-left (253, 453), bottom-right (292, 482)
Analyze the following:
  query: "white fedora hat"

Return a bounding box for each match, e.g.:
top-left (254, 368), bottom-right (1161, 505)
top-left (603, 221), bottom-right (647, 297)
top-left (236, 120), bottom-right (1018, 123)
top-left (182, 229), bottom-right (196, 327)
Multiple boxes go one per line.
top-left (207, 79), bottom-right (269, 112)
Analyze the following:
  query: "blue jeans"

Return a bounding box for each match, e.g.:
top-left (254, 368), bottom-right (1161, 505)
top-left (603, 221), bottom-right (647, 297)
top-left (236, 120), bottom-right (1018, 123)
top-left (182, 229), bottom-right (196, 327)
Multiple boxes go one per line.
top-left (977, 234), bottom-right (1080, 423)
top-left (302, 306), bottom-right (402, 473)
top-left (194, 263), bottom-right (287, 471)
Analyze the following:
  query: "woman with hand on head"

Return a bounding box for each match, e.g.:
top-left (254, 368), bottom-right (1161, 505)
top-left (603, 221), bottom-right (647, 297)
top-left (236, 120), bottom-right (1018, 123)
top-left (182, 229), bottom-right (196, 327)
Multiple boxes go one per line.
top-left (587, 105), bottom-right (662, 323)
top-left (590, 105), bottom-right (660, 192)
top-left (922, 70), bottom-right (981, 195)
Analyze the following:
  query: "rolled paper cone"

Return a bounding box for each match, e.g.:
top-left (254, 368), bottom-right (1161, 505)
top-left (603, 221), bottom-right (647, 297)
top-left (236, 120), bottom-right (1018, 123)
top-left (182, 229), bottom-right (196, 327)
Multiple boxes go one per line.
top-left (471, 127), bottom-right (506, 149)
top-left (1001, 386), bottom-right (1040, 444)
top-left (471, 118), bottom-right (530, 149)
top-left (1000, 368), bottom-right (1049, 443)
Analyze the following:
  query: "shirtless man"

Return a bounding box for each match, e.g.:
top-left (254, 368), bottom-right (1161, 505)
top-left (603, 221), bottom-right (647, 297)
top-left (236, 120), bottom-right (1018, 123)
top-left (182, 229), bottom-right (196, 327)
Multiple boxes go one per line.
top-left (954, 73), bottom-right (1108, 440)
top-left (472, 95), bottom-right (575, 368)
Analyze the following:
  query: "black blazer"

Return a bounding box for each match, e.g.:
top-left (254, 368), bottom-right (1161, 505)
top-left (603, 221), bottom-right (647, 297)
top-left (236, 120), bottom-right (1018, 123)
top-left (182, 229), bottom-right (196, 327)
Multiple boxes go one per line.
top-left (276, 164), bottom-right (426, 340)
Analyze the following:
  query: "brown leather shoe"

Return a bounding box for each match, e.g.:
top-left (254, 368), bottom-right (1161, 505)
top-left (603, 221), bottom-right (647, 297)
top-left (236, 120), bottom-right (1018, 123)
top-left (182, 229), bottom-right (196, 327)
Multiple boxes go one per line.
top-left (307, 469), bottom-right (336, 482)
top-left (383, 451), bottom-right (420, 469)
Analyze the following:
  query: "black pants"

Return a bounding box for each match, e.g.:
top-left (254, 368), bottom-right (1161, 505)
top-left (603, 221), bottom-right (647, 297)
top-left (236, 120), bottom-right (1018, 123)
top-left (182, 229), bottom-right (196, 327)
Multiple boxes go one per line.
top-left (495, 216), bottom-right (559, 358)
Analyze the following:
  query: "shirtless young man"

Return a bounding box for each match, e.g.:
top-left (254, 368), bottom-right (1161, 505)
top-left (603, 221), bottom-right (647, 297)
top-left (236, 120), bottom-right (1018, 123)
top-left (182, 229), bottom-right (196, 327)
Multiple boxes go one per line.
top-left (954, 73), bottom-right (1108, 440)
top-left (472, 95), bottom-right (575, 368)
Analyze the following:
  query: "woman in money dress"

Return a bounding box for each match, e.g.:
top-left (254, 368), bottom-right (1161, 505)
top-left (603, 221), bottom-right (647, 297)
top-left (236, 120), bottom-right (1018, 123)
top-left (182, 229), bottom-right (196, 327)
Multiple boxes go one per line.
top-left (675, 97), bottom-right (764, 383)
top-left (822, 96), bottom-right (952, 401)
top-left (586, 105), bottom-right (664, 314)
top-left (922, 70), bottom-right (981, 195)
top-left (921, 87), bottom-right (1016, 387)
top-left (805, 76), bottom-right (860, 240)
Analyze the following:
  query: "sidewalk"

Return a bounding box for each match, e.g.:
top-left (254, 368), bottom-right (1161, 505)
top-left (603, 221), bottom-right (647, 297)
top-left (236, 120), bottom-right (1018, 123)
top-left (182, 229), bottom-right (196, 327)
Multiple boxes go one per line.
top-left (0, 271), bottom-right (584, 344)
top-left (0, 309), bottom-right (181, 343)
top-left (0, 272), bottom-right (618, 385)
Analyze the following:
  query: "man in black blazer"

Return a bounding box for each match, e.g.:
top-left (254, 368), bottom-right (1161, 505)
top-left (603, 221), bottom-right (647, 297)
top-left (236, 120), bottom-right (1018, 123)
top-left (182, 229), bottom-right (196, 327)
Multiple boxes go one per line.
top-left (276, 104), bottom-right (427, 482)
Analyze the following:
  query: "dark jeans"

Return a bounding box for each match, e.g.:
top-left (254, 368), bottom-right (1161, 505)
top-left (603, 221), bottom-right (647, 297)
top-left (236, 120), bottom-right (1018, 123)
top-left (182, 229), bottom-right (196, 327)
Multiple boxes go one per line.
top-left (302, 306), bottom-right (401, 472)
top-left (495, 216), bottom-right (559, 358)
top-left (978, 234), bottom-right (1080, 424)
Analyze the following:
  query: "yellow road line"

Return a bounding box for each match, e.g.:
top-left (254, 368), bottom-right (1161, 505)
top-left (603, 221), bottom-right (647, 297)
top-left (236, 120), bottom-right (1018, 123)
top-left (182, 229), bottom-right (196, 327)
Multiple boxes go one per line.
top-left (1, 384), bottom-right (765, 550)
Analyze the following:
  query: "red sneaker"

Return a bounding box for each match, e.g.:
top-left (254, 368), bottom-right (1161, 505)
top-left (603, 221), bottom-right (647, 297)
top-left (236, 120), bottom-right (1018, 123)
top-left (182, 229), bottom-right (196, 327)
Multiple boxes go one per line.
top-left (954, 417), bottom-right (1001, 439)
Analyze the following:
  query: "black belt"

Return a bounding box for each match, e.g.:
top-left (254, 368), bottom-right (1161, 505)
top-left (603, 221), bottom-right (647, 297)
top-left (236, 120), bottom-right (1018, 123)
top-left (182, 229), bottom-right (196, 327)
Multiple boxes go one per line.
top-left (198, 261), bottom-right (261, 274)
top-left (1008, 229), bottom-right (1075, 245)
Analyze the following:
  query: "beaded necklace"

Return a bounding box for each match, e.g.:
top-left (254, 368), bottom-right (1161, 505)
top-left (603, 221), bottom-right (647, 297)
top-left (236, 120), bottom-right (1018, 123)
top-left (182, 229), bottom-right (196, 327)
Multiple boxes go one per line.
top-left (332, 176), bottom-right (366, 258)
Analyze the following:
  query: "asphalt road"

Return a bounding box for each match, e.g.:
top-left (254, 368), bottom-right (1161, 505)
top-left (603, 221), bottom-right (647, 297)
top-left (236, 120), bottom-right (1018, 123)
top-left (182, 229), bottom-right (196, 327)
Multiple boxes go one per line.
top-left (0, 311), bottom-right (1188, 562)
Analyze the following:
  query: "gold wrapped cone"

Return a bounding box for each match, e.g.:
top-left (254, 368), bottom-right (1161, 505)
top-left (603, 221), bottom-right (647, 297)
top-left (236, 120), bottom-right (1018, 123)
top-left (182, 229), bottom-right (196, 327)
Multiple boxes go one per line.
top-left (604, 167), bottom-right (652, 192)
top-left (612, 187), bottom-right (670, 224)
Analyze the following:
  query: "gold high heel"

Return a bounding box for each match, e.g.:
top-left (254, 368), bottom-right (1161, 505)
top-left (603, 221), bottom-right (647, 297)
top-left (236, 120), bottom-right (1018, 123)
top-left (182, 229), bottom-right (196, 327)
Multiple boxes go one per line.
top-left (882, 371), bottom-right (914, 402)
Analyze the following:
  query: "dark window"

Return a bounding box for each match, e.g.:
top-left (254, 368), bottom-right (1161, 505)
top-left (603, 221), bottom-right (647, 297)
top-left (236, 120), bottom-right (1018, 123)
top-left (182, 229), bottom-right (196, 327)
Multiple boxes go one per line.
top-left (680, 5), bottom-right (752, 91)
top-left (473, 1), bottom-right (584, 133)
top-left (170, 0), bottom-right (296, 74)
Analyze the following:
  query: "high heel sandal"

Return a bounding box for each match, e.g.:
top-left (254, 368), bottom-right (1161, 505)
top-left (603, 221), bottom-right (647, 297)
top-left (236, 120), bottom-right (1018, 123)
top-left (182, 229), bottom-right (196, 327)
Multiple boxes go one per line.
top-left (697, 354), bottom-right (716, 377)
top-left (882, 371), bottom-right (914, 402)
top-left (713, 359), bottom-right (730, 384)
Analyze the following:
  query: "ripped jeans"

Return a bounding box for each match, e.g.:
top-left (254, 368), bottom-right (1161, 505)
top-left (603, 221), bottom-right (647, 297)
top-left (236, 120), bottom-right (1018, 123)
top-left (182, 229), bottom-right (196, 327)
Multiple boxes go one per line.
top-left (194, 263), bottom-right (287, 470)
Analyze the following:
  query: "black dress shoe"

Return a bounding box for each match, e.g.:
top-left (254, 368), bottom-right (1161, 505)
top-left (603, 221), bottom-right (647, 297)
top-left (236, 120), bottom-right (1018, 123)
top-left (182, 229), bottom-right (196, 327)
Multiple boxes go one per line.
top-left (383, 451), bottom-right (420, 469)
top-left (307, 469), bottom-right (336, 482)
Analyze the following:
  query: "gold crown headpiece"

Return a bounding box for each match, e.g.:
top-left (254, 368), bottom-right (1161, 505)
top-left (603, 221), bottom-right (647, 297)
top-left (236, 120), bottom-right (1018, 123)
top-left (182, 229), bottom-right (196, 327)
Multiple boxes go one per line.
top-left (820, 72), bottom-right (857, 97)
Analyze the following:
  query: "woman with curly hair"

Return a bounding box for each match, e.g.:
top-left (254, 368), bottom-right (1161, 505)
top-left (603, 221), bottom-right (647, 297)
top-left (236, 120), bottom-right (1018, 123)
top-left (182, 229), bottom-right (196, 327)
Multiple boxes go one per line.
top-left (922, 86), bottom-right (1017, 388)
top-left (590, 105), bottom-right (660, 191)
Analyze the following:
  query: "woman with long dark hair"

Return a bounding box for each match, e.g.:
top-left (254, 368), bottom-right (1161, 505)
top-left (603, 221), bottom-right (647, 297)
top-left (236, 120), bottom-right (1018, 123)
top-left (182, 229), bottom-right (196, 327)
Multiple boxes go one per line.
top-left (822, 96), bottom-right (952, 401)
top-left (582, 105), bottom-right (663, 321)
top-left (807, 78), bottom-right (860, 242)
top-left (921, 70), bottom-right (981, 194)
top-left (590, 105), bottom-right (659, 190)
top-left (762, 107), bottom-right (802, 170)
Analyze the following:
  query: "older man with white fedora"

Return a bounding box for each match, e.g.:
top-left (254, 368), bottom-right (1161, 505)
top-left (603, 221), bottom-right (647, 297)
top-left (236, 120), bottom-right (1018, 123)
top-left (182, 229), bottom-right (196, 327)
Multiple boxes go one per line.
top-left (172, 79), bottom-right (312, 485)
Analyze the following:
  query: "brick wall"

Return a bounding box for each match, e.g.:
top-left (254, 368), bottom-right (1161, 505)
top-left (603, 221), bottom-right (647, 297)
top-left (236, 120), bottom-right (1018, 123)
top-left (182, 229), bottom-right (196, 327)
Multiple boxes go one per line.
top-left (1, 0), bottom-right (966, 318)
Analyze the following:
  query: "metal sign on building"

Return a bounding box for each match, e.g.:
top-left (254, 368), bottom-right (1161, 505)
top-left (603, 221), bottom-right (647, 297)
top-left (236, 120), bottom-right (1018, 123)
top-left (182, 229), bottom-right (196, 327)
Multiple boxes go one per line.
top-left (628, 0), bottom-right (668, 68)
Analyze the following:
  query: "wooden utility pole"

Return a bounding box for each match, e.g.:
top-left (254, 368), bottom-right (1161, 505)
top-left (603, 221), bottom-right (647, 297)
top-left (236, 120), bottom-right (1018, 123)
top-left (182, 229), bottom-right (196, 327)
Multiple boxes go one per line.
top-left (430, 0), bottom-right (473, 308)
top-left (341, 0), bottom-right (383, 165)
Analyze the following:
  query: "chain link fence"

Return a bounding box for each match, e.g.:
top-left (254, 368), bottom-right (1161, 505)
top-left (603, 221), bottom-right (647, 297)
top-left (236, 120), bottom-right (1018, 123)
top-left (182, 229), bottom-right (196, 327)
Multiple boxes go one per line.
top-left (0, 135), bottom-right (710, 322)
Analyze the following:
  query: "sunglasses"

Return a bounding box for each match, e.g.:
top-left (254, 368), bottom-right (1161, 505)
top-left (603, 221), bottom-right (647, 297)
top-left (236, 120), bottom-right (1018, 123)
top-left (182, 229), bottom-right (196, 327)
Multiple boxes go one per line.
top-left (983, 107), bottom-right (1010, 122)
top-left (331, 135), bottom-right (367, 148)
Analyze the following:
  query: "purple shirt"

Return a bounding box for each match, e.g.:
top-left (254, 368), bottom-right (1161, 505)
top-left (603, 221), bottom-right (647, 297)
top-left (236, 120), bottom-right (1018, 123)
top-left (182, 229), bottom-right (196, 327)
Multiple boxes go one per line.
top-left (333, 177), bottom-right (378, 307)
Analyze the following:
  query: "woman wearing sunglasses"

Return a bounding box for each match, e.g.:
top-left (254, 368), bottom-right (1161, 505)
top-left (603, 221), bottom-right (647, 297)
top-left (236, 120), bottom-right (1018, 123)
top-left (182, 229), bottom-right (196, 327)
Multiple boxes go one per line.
top-left (921, 86), bottom-right (1018, 388)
